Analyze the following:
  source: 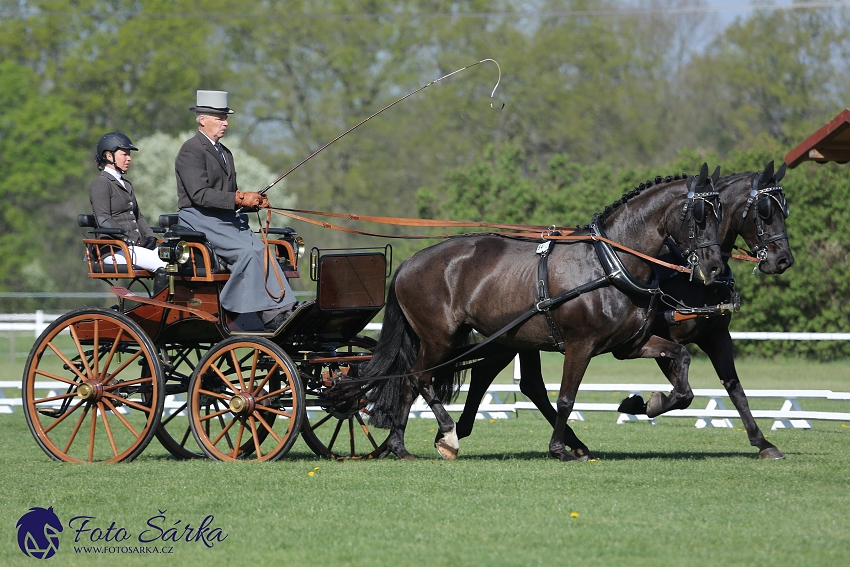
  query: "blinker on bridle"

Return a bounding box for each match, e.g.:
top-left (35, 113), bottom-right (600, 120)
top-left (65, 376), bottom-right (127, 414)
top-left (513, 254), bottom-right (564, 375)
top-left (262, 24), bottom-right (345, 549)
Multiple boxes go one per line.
top-left (742, 163), bottom-right (791, 273)
top-left (677, 165), bottom-right (723, 281)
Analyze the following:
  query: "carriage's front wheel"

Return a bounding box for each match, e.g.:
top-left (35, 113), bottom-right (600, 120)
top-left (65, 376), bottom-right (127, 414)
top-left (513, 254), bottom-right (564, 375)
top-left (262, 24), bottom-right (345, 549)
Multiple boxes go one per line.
top-left (188, 337), bottom-right (304, 461)
top-left (22, 308), bottom-right (164, 463)
top-left (300, 336), bottom-right (390, 460)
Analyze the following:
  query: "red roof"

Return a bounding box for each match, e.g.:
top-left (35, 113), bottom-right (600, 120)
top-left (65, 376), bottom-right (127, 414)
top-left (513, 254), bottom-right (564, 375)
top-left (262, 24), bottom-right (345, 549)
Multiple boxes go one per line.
top-left (785, 108), bottom-right (850, 168)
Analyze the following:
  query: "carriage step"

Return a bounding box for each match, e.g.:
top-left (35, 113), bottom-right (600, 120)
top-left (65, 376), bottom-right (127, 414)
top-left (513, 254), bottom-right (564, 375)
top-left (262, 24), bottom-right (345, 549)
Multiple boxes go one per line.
top-left (37, 408), bottom-right (64, 418)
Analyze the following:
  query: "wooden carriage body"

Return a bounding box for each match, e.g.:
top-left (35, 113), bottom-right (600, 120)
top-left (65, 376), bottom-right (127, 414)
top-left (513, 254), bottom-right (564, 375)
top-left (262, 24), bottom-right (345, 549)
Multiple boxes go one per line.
top-left (21, 213), bottom-right (393, 463)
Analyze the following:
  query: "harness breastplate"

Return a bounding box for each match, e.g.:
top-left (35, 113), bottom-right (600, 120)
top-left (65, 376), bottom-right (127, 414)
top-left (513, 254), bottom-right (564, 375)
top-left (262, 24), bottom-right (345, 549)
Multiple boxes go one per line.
top-left (589, 222), bottom-right (660, 296)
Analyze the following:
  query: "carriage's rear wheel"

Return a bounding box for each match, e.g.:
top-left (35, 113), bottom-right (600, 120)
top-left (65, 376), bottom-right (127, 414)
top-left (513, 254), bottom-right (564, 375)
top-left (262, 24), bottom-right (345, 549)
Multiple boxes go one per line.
top-left (22, 308), bottom-right (164, 463)
top-left (188, 337), bottom-right (304, 461)
top-left (149, 343), bottom-right (212, 459)
top-left (300, 336), bottom-right (390, 460)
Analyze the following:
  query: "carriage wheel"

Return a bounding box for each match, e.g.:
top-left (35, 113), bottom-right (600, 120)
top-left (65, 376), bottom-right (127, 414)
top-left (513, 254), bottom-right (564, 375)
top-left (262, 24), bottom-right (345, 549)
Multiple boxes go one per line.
top-left (188, 337), bottom-right (304, 461)
top-left (300, 336), bottom-right (390, 460)
top-left (149, 343), bottom-right (213, 460)
top-left (22, 308), bottom-right (164, 463)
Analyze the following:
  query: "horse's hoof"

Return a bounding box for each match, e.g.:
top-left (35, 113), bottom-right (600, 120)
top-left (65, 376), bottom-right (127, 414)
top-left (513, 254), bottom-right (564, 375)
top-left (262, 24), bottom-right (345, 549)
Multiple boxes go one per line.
top-left (645, 391), bottom-right (665, 418)
top-left (570, 449), bottom-right (595, 461)
top-left (758, 447), bottom-right (785, 460)
top-left (617, 394), bottom-right (646, 415)
top-left (435, 439), bottom-right (458, 460)
top-left (399, 453), bottom-right (417, 461)
top-left (549, 449), bottom-right (579, 462)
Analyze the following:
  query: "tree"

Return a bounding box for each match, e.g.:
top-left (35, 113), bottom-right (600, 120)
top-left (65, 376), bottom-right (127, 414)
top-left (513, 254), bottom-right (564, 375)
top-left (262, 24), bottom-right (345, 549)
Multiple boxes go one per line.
top-left (0, 61), bottom-right (87, 291)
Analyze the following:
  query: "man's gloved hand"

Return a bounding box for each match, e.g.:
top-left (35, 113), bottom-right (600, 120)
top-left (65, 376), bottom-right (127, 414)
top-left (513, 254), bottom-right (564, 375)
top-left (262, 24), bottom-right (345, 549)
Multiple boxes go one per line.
top-left (235, 190), bottom-right (264, 210)
top-left (257, 193), bottom-right (271, 209)
top-left (140, 236), bottom-right (158, 250)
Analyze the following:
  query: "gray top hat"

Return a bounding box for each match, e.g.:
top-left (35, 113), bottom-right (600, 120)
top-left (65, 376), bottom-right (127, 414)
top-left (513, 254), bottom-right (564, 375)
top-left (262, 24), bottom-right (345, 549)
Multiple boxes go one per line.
top-left (190, 90), bottom-right (235, 114)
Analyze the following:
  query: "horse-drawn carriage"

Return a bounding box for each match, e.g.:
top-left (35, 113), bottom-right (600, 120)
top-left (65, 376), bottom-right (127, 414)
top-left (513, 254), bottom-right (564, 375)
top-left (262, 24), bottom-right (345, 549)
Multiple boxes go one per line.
top-left (21, 214), bottom-right (394, 462)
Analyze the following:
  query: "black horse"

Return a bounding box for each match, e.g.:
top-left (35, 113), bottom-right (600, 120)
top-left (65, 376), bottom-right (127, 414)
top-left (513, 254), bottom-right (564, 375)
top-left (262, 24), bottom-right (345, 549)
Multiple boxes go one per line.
top-left (452, 161), bottom-right (794, 459)
top-left (334, 166), bottom-right (726, 461)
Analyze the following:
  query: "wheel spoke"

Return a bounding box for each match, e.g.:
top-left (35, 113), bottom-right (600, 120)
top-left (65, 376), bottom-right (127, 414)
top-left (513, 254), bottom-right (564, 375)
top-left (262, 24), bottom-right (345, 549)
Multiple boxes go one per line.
top-left (229, 420), bottom-right (244, 459)
top-left (254, 412), bottom-right (281, 444)
top-left (102, 393), bottom-right (152, 414)
top-left (229, 350), bottom-right (247, 391)
top-left (34, 367), bottom-right (83, 387)
top-left (58, 402), bottom-right (89, 447)
top-left (46, 342), bottom-right (88, 383)
top-left (92, 319), bottom-right (100, 379)
top-left (210, 365), bottom-right (240, 396)
top-left (210, 416), bottom-right (239, 447)
top-left (34, 392), bottom-right (78, 404)
top-left (253, 384), bottom-right (291, 403)
top-left (99, 404), bottom-right (120, 458)
top-left (100, 397), bottom-right (140, 437)
top-left (198, 388), bottom-right (231, 402)
top-left (104, 349), bottom-right (143, 384)
top-left (42, 399), bottom-right (86, 434)
top-left (160, 402), bottom-right (188, 427)
top-left (68, 325), bottom-right (95, 379)
top-left (197, 406), bottom-right (232, 422)
top-left (255, 406), bottom-right (291, 419)
top-left (98, 329), bottom-right (125, 381)
top-left (87, 404), bottom-right (98, 462)
top-left (354, 412), bottom-right (380, 450)
top-left (310, 412), bottom-right (334, 430)
top-left (327, 419), bottom-right (344, 453)
top-left (248, 416), bottom-right (263, 459)
top-left (103, 377), bottom-right (154, 391)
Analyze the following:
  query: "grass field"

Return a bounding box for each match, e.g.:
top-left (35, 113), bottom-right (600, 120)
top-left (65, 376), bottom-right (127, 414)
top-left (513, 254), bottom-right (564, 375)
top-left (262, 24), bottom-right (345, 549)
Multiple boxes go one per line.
top-left (2, 333), bottom-right (849, 566)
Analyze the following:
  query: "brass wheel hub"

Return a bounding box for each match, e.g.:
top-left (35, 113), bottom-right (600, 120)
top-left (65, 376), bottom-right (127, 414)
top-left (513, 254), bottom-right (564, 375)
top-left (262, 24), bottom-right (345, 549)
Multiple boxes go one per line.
top-left (229, 392), bottom-right (255, 416)
top-left (77, 380), bottom-right (104, 402)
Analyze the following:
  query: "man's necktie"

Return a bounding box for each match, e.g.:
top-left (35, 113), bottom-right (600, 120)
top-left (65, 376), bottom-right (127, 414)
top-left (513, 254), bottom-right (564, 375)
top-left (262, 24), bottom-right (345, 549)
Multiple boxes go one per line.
top-left (215, 142), bottom-right (228, 172)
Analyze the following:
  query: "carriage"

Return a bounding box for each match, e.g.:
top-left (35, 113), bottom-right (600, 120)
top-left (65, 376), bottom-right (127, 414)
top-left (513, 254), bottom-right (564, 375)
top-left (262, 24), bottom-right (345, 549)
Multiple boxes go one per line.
top-left (21, 213), bottom-right (395, 462)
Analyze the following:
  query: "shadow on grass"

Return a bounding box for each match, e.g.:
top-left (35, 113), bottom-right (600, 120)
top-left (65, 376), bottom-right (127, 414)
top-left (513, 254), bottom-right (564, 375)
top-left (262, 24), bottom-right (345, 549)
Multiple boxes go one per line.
top-left (458, 450), bottom-right (759, 461)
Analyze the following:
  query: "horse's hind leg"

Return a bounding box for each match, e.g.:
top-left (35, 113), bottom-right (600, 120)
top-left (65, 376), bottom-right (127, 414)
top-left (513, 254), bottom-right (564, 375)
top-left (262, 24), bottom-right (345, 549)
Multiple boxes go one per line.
top-left (697, 331), bottom-right (784, 459)
top-left (620, 335), bottom-right (694, 418)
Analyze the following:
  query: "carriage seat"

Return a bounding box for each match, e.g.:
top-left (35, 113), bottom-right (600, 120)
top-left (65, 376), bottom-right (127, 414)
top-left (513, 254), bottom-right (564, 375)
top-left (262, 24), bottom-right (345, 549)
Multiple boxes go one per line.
top-left (78, 214), bottom-right (151, 277)
top-left (158, 214), bottom-right (228, 278)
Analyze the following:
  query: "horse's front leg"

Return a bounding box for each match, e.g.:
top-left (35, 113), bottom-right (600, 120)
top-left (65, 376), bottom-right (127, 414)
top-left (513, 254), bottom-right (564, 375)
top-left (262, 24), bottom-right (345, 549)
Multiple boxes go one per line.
top-left (457, 350), bottom-right (516, 439)
top-left (697, 331), bottom-right (784, 459)
top-left (619, 335), bottom-right (694, 418)
top-left (550, 344), bottom-right (594, 461)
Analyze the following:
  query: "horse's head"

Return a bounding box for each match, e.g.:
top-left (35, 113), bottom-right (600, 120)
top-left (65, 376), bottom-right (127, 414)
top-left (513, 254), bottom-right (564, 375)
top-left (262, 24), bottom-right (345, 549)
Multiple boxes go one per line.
top-left (724, 161), bottom-right (794, 274)
top-left (666, 163), bottom-right (725, 285)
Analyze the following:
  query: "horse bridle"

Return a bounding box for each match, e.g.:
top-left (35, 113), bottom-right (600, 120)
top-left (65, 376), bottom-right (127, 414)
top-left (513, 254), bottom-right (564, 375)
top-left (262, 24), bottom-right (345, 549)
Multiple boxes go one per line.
top-left (742, 172), bottom-right (790, 273)
top-left (675, 174), bottom-right (723, 281)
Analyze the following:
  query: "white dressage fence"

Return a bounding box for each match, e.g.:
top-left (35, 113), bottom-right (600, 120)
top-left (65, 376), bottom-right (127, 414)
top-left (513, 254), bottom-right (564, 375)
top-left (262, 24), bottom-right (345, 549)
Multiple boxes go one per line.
top-left (3, 316), bottom-right (849, 428)
top-left (4, 380), bottom-right (849, 430)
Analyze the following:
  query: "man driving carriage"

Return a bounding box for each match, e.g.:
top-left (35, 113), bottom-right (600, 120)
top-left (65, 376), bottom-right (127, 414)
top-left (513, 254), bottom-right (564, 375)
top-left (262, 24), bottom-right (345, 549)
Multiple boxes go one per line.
top-left (174, 90), bottom-right (296, 331)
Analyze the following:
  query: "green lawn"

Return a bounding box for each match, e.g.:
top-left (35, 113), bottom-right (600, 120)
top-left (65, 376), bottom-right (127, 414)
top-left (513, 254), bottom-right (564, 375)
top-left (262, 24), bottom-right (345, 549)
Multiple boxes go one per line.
top-left (2, 333), bottom-right (849, 566)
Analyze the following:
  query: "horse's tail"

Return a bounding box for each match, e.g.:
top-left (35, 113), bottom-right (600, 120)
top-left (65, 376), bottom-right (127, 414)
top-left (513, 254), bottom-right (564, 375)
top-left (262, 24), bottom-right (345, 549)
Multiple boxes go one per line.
top-left (332, 273), bottom-right (419, 429)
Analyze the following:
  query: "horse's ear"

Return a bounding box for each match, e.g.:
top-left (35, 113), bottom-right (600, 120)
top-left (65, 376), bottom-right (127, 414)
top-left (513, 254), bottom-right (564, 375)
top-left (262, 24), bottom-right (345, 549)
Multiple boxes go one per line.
top-left (761, 160), bottom-right (774, 185)
top-left (698, 162), bottom-right (708, 185)
top-left (775, 162), bottom-right (787, 183)
top-left (711, 165), bottom-right (721, 186)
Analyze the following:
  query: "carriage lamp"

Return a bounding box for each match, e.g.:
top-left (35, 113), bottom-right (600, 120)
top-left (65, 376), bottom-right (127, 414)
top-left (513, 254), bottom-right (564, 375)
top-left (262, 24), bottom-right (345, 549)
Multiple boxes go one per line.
top-left (158, 240), bottom-right (190, 266)
top-left (294, 236), bottom-right (305, 263)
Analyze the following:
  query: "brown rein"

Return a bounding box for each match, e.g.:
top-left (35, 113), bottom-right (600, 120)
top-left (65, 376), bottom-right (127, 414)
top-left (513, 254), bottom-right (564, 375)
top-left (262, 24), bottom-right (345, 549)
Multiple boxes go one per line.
top-left (263, 207), bottom-right (760, 274)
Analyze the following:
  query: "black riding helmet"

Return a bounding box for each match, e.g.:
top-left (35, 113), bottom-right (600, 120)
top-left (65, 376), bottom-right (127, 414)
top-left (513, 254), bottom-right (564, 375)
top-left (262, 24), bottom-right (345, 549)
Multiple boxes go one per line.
top-left (95, 131), bottom-right (138, 173)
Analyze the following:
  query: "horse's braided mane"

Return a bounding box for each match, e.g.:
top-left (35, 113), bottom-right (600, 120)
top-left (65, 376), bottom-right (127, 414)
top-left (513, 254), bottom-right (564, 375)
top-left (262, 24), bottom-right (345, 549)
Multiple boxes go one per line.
top-left (587, 173), bottom-right (689, 228)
